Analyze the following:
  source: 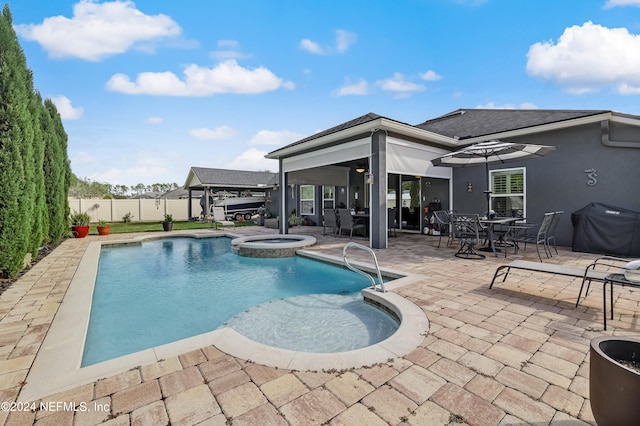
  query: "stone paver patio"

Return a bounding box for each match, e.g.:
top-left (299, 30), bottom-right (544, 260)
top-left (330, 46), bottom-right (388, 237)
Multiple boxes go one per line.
top-left (1, 225), bottom-right (639, 425)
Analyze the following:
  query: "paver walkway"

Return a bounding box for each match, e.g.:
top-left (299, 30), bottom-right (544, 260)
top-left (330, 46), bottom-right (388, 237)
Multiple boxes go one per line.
top-left (1, 225), bottom-right (639, 425)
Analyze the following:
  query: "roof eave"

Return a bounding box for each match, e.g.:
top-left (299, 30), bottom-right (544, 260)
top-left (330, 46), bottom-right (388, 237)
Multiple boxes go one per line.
top-left (266, 118), bottom-right (458, 159)
top-left (458, 112), bottom-right (618, 143)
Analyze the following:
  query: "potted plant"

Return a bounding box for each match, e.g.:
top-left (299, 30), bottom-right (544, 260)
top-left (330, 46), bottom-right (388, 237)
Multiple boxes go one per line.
top-left (288, 209), bottom-right (302, 226)
top-left (96, 219), bottom-right (111, 236)
top-left (70, 211), bottom-right (91, 238)
top-left (590, 336), bottom-right (640, 426)
top-left (162, 214), bottom-right (173, 231)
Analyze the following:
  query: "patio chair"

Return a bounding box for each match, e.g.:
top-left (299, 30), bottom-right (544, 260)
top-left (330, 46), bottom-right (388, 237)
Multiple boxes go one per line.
top-left (323, 208), bottom-right (338, 235)
top-left (575, 255), bottom-right (640, 307)
top-left (450, 213), bottom-right (486, 259)
top-left (505, 212), bottom-right (554, 261)
top-left (546, 211), bottom-right (563, 255)
top-left (388, 208), bottom-right (398, 237)
top-left (211, 207), bottom-right (235, 228)
top-left (432, 210), bottom-right (452, 248)
top-left (337, 208), bottom-right (366, 239)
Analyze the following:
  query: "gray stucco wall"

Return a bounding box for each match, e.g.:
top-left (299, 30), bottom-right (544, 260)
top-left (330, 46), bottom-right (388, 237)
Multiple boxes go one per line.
top-left (452, 121), bottom-right (640, 249)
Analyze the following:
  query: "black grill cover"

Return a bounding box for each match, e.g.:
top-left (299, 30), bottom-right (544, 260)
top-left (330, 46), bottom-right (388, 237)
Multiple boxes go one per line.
top-left (571, 202), bottom-right (640, 256)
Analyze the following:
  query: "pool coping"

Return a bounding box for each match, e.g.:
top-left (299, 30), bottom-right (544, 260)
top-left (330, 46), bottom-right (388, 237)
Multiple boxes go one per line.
top-left (19, 232), bottom-right (429, 402)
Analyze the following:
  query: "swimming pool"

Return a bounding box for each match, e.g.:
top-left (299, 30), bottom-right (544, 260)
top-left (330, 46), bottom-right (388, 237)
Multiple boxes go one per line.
top-left (21, 231), bottom-right (429, 403)
top-left (82, 236), bottom-right (397, 366)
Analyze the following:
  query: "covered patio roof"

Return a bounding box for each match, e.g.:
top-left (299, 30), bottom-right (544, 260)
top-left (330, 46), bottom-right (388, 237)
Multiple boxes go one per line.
top-left (266, 113), bottom-right (458, 249)
top-left (184, 167), bottom-right (278, 192)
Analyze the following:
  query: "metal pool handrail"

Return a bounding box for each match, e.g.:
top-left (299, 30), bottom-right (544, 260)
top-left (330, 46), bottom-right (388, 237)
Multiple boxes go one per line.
top-left (342, 242), bottom-right (386, 292)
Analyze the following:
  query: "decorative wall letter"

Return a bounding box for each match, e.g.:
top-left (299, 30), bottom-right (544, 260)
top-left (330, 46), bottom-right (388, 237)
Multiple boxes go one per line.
top-left (584, 168), bottom-right (598, 186)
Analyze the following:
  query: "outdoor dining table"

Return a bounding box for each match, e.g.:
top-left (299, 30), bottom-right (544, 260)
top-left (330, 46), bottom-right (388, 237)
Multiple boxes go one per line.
top-left (480, 217), bottom-right (523, 257)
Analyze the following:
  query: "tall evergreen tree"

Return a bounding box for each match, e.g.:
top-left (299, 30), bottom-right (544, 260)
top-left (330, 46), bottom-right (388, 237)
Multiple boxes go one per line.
top-left (44, 98), bottom-right (70, 243)
top-left (0, 4), bottom-right (34, 276)
top-left (31, 91), bottom-right (48, 248)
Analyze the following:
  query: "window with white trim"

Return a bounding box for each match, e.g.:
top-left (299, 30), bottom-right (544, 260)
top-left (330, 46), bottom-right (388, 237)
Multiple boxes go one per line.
top-left (300, 185), bottom-right (315, 215)
top-left (490, 168), bottom-right (525, 218)
top-left (323, 186), bottom-right (335, 209)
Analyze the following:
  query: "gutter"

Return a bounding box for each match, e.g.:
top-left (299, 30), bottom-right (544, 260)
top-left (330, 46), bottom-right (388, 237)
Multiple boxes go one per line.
top-left (601, 120), bottom-right (640, 148)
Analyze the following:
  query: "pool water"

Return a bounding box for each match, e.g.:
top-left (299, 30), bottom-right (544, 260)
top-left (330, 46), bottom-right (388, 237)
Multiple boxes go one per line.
top-left (82, 237), bottom-right (397, 366)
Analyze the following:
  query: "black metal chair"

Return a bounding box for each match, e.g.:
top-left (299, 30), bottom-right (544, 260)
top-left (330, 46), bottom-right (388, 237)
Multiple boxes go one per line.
top-left (432, 210), bottom-right (453, 248)
top-left (450, 213), bottom-right (486, 259)
top-left (546, 211), bottom-right (563, 255)
top-left (337, 208), bottom-right (366, 239)
top-left (505, 212), bottom-right (555, 261)
top-left (388, 208), bottom-right (398, 237)
top-left (323, 208), bottom-right (338, 235)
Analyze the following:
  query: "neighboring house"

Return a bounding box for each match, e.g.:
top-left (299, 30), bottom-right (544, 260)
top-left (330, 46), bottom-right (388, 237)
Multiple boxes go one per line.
top-left (183, 167), bottom-right (279, 219)
top-left (266, 109), bottom-right (640, 250)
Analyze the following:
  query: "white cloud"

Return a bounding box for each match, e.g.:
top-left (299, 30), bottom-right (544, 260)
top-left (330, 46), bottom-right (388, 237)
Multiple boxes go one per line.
top-left (189, 126), bottom-right (237, 140)
top-left (476, 102), bottom-right (539, 109)
top-left (603, 0), bottom-right (640, 8)
top-left (335, 30), bottom-right (357, 53)
top-left (71, 151), bottom-right (95, 164)
top-left (145, 116), bottom-right (163, 124)
top-left (375, 73), bottom-right (425, 97)
top-left (50, 95), bottom-right (84, 119)
top-left (228, 147), bottom-right (278, 171)
top-left (210, 39), bottom-right (251, 60)
top-left (106, 59), bottom-right (291, 96)
top-left (333, 79), bottom-right (369, 96)
top-left (300, 38), bottom-right (325, 54)
top-left (85, 152), bottom-right (178, 185)
top-left (526, 21), bottom-right (640, 94)
top-left (300, 29), bottom-right (357, 55)
top-left (420, 70), bottom-right (442, 81)
top-left (249, 130), bottom-right (304, 146)
top-left (15, 0), bottom-right (181, 61)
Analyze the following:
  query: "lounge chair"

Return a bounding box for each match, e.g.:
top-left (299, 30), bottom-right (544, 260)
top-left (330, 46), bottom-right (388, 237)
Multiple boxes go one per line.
top-left (211, 207), bottom-right (235, 228)
top-left (490, 256), bottom-right (638, 307)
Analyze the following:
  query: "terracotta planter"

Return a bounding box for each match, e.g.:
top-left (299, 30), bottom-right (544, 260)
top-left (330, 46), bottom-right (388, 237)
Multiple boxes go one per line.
top-left (162, 222), bottom-right (173, 232)
top-left (72, 225), bottom-right (90, 238)
top-left (590, 336), bottom-right (640, 426)
top-left (97, 226), bottom-right (111, 236)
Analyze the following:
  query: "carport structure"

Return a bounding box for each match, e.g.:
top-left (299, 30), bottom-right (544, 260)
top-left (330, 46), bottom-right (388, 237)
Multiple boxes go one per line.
top-left (184, 167), bottom-right (279, 220)
top-left (266, 113), bottom-right (459, 249)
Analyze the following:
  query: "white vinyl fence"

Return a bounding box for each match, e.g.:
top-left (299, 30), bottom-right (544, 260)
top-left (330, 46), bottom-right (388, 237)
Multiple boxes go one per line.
top-left (68, 198), bottom-right (202, 223)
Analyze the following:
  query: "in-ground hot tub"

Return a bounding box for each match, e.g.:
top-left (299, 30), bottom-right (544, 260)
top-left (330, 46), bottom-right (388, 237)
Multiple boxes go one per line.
top-left (231, 234), bottom-right (316, 257)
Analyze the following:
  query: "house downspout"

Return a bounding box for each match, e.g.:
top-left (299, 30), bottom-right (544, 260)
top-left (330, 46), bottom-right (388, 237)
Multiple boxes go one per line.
top-left (601, 120), bottom-right (640, 148)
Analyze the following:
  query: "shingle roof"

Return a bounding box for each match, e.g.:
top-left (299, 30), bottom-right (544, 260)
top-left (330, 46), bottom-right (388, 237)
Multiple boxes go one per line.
top-left (268, 112), bottom-right (414, 156)
top-left (415, 109), bottom-right (611, 140)
top-left (190, 167), bottom-right (278, 187)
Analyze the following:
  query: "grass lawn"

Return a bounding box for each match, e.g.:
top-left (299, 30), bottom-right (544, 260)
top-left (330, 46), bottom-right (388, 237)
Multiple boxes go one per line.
top-left (89, 220), bottom-right (255, 235)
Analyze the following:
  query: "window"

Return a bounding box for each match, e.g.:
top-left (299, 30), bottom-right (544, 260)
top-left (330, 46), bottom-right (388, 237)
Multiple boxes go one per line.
top-left (300, 185), bottom-right (315, 215)
top-left (490, 168), bottom-right (525, 218)
top-left (323, 186), bottom-right (335, 209)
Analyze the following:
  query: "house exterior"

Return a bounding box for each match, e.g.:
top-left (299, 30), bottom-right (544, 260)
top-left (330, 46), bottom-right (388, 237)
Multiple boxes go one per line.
top-left (266, 109), bottom-right (640, 250)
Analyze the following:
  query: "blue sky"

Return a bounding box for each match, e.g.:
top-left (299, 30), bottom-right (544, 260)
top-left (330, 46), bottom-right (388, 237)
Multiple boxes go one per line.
top-left (11, 0), bottom-right (640, 187)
